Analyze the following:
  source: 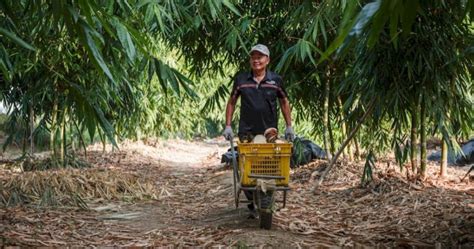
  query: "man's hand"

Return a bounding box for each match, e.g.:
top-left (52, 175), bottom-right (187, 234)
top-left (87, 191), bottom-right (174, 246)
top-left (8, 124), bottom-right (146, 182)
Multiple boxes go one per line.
top-left (223, 126), bottom-right (234, 141)
top-left (284, 126), bottom-right (295, 142)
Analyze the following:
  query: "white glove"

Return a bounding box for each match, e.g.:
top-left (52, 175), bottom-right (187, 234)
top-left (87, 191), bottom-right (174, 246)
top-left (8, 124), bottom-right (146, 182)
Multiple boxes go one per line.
top-left (284, 126), bottom-right (295, 142)
top-left (223, 126), bottom-right (234, 141)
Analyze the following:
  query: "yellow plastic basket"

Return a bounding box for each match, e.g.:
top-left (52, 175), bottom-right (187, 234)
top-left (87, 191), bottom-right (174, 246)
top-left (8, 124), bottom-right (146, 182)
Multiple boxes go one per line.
top-left (237, 142), bottom-right (292, 186)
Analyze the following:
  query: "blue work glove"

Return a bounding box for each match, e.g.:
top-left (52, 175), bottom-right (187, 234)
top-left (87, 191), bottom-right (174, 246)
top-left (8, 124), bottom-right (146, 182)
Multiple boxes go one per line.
top-left (284, 126), bottom-right (295, 142)
top-left (223, 126), bottom-right (234, 141)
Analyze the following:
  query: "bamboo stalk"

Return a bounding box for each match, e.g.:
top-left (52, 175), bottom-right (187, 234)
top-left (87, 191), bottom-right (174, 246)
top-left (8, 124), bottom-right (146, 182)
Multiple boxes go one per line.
top-left (420, 97), bottom-right (427, 178)
top-left (64, 107), bottom-right (68, 163)
top-left (113, 134), bottom-right (118, 152)
top-left (50, 97), bottom-right (58, 155)
top-left (29, 104), bottom-right (34, 155)
top-left (98, 129), bottom-right (106, 153)
top-left (71, 134), bottom-right (75, 154)
top-left (327, 77), bottom-right (335, 156)
top-left (410, 107), bottom-right (418, 175)
top-left (22, 123), bottom-right (27, 154)
top-left (328, 116), bottom-right (335, 156)
top-left (60, 107), bottom-right (66, 166)
top-left (341, 121), bottom-right (350, 160)
top-left (338, 97), bottom-right (352, 161)
top-left (312, 98), bottom-right (376, 192)
top-left (354, 135), bottom-right (360, 161)
top-left (73, 119), bottom-right (87, 158)
top-left (322, 75), bottom-right (331, 160)
top-left (440, 138), bottom-right (448, 177)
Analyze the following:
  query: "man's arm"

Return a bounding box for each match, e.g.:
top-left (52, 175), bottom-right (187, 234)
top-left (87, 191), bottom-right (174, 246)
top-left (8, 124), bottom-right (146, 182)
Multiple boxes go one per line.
top-left (280, 97), bottom-right (295, 141)
top-left (225, 97), bottom-right (237, 126)
top-left (223, 97), bottom-right (237, 140)
top-left (279, 97), bottom-right (292, 127)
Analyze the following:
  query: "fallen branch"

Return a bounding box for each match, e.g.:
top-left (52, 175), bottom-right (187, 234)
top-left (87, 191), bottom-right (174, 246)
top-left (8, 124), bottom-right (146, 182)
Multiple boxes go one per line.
top-left (461, 164), bottom-right (473, 181)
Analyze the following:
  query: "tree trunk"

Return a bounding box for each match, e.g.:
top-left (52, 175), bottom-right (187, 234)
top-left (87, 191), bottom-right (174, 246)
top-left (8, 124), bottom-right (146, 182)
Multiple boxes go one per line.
top-left (327, 81), bottom-right (335, 156)
top-left (98, 129), bottom-right (106, 153)
top-left (311, 98), bottom-right (376, 192)
top-left (50, 98), bottom-right (58, 155)
top-left (71, 134), bottom-right (75, 155)
top-left (354, 135), bottom-right (360, 161)
top-left (63, 114), bottom-right (67, 165)
top-left (410, 108), bottom-right (418, 175)
top-left (328, 117), bottom-right (335, 156)
top-left (112, 134), bottom-right (118, 152)
top-left (341, 121), bottom-right (351, 160)
top-left (74, 119), bottom-right (87, 158)
top-left (338, 97), bottom-right (353, 161)
top-left (60, 107), bottom-right (66, 166)
top-left (410, 103), bottom-right (419, 175)
top-left (440, 137), bottom-right (448, 177)
top-left (420, 98), bottom-right (427, 178)
top-left (322, 75), bottom-right (331, 160)
top-left (29, 104), bottom-right (34, 155)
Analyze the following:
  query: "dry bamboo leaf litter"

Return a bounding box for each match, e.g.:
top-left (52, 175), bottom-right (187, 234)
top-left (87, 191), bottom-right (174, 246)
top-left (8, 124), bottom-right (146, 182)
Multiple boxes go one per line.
top-left (1, 139), bottom-right (473, 247)
top-left (279, 158), bottom-right (473, 247)
top-left (0, 168), bottom-right (158, 208)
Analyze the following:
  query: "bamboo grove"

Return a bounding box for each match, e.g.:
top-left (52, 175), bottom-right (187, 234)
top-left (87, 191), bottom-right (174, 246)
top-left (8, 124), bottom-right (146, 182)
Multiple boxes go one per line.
top-left (1, 1), bottom-right (473, 181)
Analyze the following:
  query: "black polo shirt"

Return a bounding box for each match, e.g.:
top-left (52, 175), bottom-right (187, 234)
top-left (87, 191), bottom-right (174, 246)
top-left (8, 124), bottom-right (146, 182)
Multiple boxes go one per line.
top-left (230, 70), bottom-right (288, 135)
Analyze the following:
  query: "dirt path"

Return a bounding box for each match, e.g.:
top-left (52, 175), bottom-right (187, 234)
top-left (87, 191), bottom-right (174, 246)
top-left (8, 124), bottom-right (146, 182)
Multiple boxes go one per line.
top-left (88, 139), bottom-right (311, 247)
top-left (1, 139), bottom-right (473, 247)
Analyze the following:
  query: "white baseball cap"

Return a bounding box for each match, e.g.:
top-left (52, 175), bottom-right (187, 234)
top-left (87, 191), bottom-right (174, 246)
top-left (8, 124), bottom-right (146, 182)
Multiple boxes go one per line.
top-left (250, 44), bottom-right (270, 57)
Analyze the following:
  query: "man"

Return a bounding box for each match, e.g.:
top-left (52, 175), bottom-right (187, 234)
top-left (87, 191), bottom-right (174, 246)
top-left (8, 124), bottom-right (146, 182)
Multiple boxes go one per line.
top-left (223, 44), bottom-right (294, 142)
top-left (222, 44), bottom-right (295, 218)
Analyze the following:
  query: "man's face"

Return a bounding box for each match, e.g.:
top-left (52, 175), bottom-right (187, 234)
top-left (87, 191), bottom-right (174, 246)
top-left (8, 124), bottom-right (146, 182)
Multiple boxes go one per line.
top-left (249, 51), bottom-right (269, 72)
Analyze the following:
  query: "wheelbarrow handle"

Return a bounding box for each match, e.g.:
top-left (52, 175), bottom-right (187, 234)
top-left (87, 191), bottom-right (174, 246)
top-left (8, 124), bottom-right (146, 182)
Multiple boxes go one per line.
top-left (229, 136), bottom-right (240, 182)
top-left (229, 136), bottom-right (241, 209)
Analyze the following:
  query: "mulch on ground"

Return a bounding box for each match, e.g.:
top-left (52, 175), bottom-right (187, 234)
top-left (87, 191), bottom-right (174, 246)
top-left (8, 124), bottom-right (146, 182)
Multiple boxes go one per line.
top-left (1, 140), bottom-right (472, 247)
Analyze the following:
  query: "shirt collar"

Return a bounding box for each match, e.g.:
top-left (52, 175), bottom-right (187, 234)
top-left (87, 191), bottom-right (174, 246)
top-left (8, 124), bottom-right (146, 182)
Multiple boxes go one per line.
top-left (248, 70), bottom-right (271, 83)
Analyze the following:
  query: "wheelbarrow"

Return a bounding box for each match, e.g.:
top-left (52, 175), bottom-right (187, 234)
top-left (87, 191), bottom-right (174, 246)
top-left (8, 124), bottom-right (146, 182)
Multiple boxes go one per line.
top-left (229, 137), bottom-right (292, 229)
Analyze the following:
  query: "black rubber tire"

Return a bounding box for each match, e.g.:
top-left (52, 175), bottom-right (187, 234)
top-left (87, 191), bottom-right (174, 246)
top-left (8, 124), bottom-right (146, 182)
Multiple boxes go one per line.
top-left (259, 210), bottom-right (273, 229)
top-left (258, 191), bottom-right (274, 230)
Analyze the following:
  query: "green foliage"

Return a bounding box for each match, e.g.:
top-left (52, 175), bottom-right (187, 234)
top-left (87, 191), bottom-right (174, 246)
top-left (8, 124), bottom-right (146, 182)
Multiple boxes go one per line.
top-left (0, 1), bottom-right (210, 159)
top-left (180, 0), bottom-right (472, 179)
top-left (0, 0), bottom-right (472, 182)
top-left (338, 0), bottom-right (473, 167)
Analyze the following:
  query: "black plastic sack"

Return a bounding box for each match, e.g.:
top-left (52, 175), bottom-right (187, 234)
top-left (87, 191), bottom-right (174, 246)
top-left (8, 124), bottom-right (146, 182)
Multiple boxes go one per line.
top-left (428, 139), bottom-right (474, 166)
top-left (221, 146), bottom-right (238, 164)
top-left (291, 137), bottom-right (326, 168)
top-left (457, 139), bottom-right (474, 165)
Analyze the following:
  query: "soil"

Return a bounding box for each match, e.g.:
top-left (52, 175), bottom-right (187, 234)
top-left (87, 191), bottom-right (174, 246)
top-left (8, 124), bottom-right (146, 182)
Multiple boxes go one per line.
top-left (1, 138), bottom-right (473, 247)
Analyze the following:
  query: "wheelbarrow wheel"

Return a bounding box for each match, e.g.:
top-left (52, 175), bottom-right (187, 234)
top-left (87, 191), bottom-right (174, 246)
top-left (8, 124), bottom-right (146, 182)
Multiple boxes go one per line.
top-left (259, 210), bottom-right (272, 230)
top-left (258, 191), bottom-right (274, 230)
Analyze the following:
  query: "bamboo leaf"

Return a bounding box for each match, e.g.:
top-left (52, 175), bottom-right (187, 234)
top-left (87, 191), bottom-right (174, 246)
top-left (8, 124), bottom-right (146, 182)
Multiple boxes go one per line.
top-left (368, 1), bottom-right (390, 47)
top-left (207, 0), bottom-right (217, 19)
top-left (0, 59), bottom-right (11, 82)
top-left (401, 0), bottom-right (419, 37)
top-left (0, 27), bottom-right (35, 51)
top-left (154, 58), bottom-right (169, 95)
top-left (389, 1), bottom-right (402, 46)
top-left (469, 0), bottom-right (474, 20)
top-left (92, 104), bottom-right (118, 147)
top-left (222, 0), bottom-right (241, 16)
top-left (113, 18), bottom-right (136, 61)
top-left (172, 68), bottom-right (197, 99)
top-left (78, 21), bottom-right (116, 84)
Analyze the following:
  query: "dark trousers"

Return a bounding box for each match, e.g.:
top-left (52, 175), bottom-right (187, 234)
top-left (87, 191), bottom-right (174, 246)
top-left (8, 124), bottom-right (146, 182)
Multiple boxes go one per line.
top-left (244, 190), bottom-right (255, 209)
